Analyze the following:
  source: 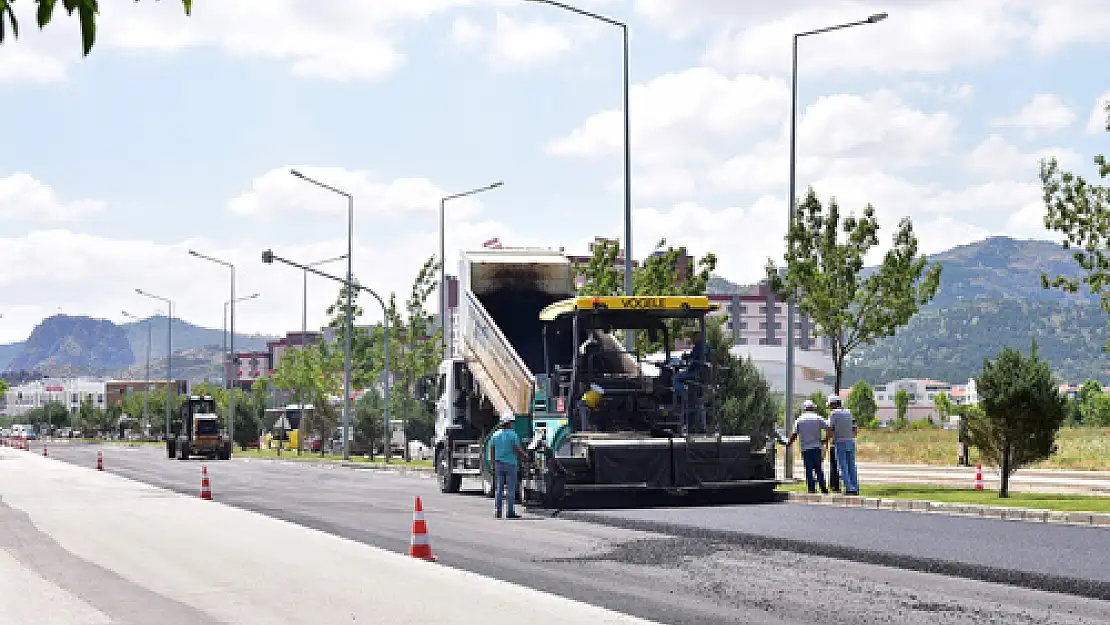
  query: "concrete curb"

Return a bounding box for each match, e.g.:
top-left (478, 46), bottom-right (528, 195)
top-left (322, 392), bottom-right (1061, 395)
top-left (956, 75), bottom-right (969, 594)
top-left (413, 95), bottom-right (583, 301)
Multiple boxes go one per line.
top-left (235, 455), bottom-right (434, 476)
top-left (786, 492), bottom-right (1110, 527)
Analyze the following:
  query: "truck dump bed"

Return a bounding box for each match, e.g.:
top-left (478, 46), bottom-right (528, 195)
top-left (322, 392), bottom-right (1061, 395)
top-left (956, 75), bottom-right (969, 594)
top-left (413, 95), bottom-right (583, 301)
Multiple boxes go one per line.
top-left (456, 249), bottom-right (575, 417)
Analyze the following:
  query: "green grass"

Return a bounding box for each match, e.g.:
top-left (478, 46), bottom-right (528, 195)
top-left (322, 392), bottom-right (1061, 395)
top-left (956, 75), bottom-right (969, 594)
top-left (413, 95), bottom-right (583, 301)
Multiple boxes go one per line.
top-left (234, 447), bottom-right (433, 468)
top-left (826, 427), bottom-right (1110, 471)
top-left (779, 482), bottom-right (1110, 513)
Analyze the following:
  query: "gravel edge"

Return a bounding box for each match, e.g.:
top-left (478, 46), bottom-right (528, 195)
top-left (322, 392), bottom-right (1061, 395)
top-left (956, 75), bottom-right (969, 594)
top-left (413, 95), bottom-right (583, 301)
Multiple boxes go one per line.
top-left (785, 491), bottom-right (1110, 527)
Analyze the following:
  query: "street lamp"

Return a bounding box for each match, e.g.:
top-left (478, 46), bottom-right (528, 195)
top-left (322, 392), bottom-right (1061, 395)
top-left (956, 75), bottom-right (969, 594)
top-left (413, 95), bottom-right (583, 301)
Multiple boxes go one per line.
top-left (290, 169), bottom-right (356, 461)
top-left (300, 253), bottom-right (347, 455)
top-left (189, 249), bottom-right (240, 449)
top-left (523, 0), bottom-right (634, 351)
top-left (783, 12), bottom-right (888, 480)
top-left (439, 181), bottom-right (503, 359)
top-left (136, 288), bottom-right (173, 441)
top-left (223, 293), bottom-right (260, 389)
top-left (122, 310), bottom-right (154, 437)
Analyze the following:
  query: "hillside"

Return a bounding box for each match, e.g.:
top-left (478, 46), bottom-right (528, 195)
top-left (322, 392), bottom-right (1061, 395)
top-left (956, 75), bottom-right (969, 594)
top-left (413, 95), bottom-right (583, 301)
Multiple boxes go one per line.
top-left (8, 316), bottom-right (134, 372)
top-left (119, 315), bottom-right (272, 361)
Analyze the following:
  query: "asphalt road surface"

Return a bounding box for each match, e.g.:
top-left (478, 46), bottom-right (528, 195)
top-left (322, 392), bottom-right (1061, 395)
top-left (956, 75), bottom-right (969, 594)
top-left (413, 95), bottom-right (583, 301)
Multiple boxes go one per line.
top-left (23, 442), bottom-right (1110, 625)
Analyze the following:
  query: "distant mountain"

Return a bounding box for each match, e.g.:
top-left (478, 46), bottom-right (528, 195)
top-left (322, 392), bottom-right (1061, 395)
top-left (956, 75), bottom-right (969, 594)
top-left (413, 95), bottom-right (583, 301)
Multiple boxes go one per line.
top-left (112, 345), bottom-right (225, 384)
top-left (119, 315), bottom-right (272, 362)
top-left (0, 342), bottom-right (22, 372)
top-left (925, 237), bottom-right (1087, 307)
top-left (8, 316), bottom-right (134, 372)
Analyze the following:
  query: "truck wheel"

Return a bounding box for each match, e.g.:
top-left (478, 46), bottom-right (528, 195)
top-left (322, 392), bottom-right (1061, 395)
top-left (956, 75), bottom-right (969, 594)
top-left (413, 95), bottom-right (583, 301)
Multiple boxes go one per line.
top-left (177, 442), bottom-right (189, 460)
top-left (166, 440), bottom-right (177, 459)
top-left (542, 471), bottom-right (565, 509)
top-left (436, 449), bottom-right (461, 494)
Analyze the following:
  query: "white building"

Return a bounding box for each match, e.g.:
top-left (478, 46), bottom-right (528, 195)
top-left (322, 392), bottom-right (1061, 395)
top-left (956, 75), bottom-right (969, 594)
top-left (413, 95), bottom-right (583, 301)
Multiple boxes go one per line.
top-left (2, 377), bottom-right (108, 418)
top-left (869, 377), bottom-right (978, 426)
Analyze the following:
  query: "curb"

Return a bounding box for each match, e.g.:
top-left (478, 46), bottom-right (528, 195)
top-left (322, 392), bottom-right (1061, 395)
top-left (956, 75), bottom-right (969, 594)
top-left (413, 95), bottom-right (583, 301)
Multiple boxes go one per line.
top-left (785, 492), bottom-right (1110, 527)
top-left (236, 456), bottom-right (434, 475)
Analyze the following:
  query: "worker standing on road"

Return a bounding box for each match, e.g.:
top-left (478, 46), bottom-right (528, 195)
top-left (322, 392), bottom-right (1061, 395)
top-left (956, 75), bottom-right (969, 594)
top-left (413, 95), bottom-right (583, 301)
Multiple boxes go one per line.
top-left (784, 400), bottom-right (829, 494)
top-left (489, 415), bottom-right (529, 519)
top-left (827, 395), bottom-right (859, 496)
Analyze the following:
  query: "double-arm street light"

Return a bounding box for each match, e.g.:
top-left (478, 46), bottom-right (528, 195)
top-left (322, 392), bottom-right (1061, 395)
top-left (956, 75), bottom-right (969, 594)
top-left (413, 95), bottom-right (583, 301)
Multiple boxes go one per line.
top-left (189, 249), bottom-right (240, 448)
top-left (523, 0), bottom-right (634, 351)
top-left (122, 310), bottom-right (154, 437)
top-left (224, 293), bottom-right (260, 388)
top-left (783, 12), bottom-right (888, 480)
top-left (290, 169), bottom-right (356, 461)
top-left (299, 253), bottom-right (348, 455)
top-left (136, 289), bottom-right (173, 441)
top-left (262, 249), bottom-right (389, 462)
top-left (439, 181), bottom-right (504, 358)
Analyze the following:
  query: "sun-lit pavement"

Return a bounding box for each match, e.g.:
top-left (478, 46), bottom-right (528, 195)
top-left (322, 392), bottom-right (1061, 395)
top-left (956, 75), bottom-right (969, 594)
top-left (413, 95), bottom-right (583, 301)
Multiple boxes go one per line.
top-left (6, 442), bottom-right (1110, 625)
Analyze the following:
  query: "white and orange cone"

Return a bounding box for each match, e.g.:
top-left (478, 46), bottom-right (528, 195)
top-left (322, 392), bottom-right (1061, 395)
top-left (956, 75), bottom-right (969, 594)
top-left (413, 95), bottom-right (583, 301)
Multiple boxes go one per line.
top-left (42, 446), bottom-right (47, 457)
top-left (200, 465), bottom-right (212, 500)
top-left (97, 451), bottom-right (103, 471)
top-left (974, 463), bottom-right (984, 490)
top-left (408, 496), bottom-right (437, 562)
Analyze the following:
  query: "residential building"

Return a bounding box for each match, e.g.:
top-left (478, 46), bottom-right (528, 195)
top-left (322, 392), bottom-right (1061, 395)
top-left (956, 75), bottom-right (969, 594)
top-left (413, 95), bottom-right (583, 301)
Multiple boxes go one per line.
top-left (3, 377), bottom-right (109, 418)
top-left (104, 380), bottom-right (188, 411)
top-left (868, 377), bottom-right (978, 425)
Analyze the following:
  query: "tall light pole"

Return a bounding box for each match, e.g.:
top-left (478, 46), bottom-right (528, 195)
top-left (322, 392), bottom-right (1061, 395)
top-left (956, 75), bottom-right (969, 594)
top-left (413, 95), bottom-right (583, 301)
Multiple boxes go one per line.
top-left (189, 250), bottom-right (240, 450)
top-left (523, 0), bottom-right (634, 351)
top-left (289, 169), bottom-right (356, 461)
top-left (122, 310), bottom-right (154, 437)
top-left (136, 289), bottom-right (173, 441)
top-left (783, 12), bottom-right (888, 480)
top-left (439, 181), bottom-right (504, 359)
top-left (223, 293), bottom-right (260, 387)
top-left (301, 254), bottom-right (347, 456)
top-left (263, 249), bottom-right (389, 463)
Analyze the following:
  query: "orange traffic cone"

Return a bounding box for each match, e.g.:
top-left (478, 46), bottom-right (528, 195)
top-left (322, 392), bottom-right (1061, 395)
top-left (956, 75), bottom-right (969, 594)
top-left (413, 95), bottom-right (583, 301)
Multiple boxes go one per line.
top-left (974, 463), bottom-right (983, 490)
top-left (200, 465), bottom-right (212, 500)
top-left (408, 496), bottom-right (437, 562)
top-left (97, 451), bottom-right (103, 471)
top-left (43, 446), bottom-right (47, 457)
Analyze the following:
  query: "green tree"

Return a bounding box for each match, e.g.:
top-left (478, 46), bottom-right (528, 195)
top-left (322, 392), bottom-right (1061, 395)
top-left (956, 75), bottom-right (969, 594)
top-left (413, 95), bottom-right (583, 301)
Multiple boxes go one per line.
top-left (0, 378), bottom-right (8, 399)
top-left (0, 0), bottom-right (192, 56)
top-left (766, 188), bottom-right (942, 393)
top-left (933, 391), bottom-right (952, 424)
top-left (1042, 102), bottom-right (1110, 337)
top-left (704, 316), bottom-right (777, 437)
top-left (845, 380), bottom-right (878, 428)
top-left (1077, 379), bottom-right (1106, 426)
top-left (969, 342), bottom-right (1068, 497)
top-left (1087, 392), bottom-right (1110, 427)
top-left (893, 389), bottom-right (910, 430)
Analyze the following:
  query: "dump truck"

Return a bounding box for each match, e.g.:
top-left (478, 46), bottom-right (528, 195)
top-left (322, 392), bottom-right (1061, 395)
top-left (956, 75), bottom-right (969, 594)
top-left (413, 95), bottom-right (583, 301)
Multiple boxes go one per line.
top-left (432, 248), bottom-right (777, 506)
top-left (166, 395), bottom-right (232, 460)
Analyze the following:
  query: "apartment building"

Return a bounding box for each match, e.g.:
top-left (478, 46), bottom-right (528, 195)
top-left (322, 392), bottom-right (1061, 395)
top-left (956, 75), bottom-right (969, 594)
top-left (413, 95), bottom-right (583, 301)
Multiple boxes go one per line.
top-left (3, 377), bottom-right (109, 417)
top-left (867, 377), bottom-right (979, 425)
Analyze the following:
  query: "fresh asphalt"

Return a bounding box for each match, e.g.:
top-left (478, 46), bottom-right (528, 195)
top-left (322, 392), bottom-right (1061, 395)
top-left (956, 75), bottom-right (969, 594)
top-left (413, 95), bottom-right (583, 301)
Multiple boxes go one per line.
top-left (28, 442), bottom-right (1110, 624)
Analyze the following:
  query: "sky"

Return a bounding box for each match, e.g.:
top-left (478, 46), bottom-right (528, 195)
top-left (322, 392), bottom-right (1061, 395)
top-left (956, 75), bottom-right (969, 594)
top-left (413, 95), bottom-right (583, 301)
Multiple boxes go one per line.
top-left (0, 0), bottom-right (1108, 344)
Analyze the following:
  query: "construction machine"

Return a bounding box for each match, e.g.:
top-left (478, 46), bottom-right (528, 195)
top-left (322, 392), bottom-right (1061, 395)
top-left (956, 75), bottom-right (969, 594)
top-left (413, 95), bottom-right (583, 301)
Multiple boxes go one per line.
top-left (166, 395), bottom-right (232, 460)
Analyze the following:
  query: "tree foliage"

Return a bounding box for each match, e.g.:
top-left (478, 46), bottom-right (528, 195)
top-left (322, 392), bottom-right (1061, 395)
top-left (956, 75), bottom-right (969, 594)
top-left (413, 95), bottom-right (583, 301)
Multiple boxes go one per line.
top-left (893, 389), bottom-right (910, 430)
top-left (968, 342), bottom-right (1068, 497)
top-left (767, 188), bottom-right (942, 392)
top-left (704, 316), bottom-right (778, 437)
top-left (1042, 101), bottom-right (1110, 343)
top-left (845, 380), bottom-right (878, 428)
top-left (0, 378), bottom-right (8, 399)
top-left (933, 391), bottom-right (952, 424)
top-left (0, 0), bottom-right (192, 56)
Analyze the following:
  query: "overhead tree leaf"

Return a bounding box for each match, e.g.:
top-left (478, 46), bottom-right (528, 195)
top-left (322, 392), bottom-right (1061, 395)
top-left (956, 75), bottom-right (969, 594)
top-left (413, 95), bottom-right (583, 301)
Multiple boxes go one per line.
top-left (78, 0), bottom-right (95, 56)
top-left (37, 0), bottom-right (57, 28)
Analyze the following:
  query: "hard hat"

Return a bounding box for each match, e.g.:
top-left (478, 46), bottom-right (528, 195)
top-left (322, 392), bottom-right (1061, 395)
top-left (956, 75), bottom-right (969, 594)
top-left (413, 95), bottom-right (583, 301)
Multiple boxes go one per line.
top-left (499, 415), bottom-right (515, 425)
top-left (827, 394), bottom-right (842, 405)
top-left (589, 383), bottom-right (605, 394)
top-left (802, 399), bottom-right (817, 411)
top-left (583, 389), bottom-right (603, 410)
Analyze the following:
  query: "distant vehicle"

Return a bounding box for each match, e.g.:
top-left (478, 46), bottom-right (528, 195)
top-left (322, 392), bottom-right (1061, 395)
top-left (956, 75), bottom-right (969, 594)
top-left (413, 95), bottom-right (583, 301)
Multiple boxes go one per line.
top-left (166, 395), bottom-right (231, 461)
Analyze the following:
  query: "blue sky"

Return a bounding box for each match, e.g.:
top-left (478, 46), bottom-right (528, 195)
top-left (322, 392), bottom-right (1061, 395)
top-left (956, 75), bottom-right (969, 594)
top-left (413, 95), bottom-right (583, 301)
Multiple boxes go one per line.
top-left (0, 0), bottom-right (1107, 343)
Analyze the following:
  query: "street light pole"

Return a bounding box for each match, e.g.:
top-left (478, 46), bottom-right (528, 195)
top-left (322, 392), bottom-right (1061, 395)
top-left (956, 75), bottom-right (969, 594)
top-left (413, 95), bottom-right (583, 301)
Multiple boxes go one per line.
top-left (289, 170), bottom-right (356, 461)
top-left (524, 0), bottom-right (633, 351)
top-left (189, 250), bottom-right (241, 450)
top-left (301, 254), bottom-right (347, 456)
top-left (262, 249), bottom-right (390, 465)
top-left (122, 311), bottom-right (153, 437)
top-left (438, 181), bottom-right (504, 359)
top-left (136, 289), bottom-right (173, 441)
top-left (223, 293), bottom-right (260, 388)
top-left (783, 12), bottom-right (888, 481)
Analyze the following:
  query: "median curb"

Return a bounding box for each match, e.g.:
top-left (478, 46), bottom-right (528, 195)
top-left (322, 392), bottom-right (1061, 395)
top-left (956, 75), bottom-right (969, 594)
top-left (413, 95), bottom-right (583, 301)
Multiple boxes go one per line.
top-left (785, 492), bottom-right (1110, 527)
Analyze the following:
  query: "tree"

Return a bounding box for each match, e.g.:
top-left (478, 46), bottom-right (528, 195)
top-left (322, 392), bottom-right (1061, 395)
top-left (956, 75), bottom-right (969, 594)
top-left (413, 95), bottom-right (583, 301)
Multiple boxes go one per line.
top-left (968, 342), bottom-right (1068, 497)
top-left (933, 391), bottom-right (952, 424)
top-left (845, 380), bottom-right (878, 428)
top-left (0, 378), bottom-right (8, 399)
top-left (704, 316), bottom-right (778, 437)
top-left (1042, 101), bottom-right (1110, 338)
top-left (893, 389), bottom-right (910, 429)
top-left (0, 0), bottom-right (192, 56)
top-left (766, 188), bottom-right (942, 393)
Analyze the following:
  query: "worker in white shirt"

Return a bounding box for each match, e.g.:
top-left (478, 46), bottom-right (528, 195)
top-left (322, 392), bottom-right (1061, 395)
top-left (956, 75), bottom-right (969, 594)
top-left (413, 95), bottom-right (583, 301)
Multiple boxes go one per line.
top-left (783, 400), bottom-right (829, 494)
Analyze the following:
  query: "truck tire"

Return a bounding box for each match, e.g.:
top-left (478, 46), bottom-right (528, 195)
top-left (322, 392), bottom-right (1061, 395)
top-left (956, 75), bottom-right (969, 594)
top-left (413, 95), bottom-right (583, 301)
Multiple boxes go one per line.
top-left (177, 442), bottom-right (190, 460)
top-left (221, 442), bottom-right (232, 460)
top-left (166, 440), bottom-right (177, 459)
top-left (436, 449), bottom-right (461, 494)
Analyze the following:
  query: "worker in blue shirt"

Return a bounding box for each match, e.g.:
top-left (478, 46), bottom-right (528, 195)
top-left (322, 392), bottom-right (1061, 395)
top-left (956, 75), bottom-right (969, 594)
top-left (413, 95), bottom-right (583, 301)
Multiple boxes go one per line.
top-left (674, 331), bottom-right (708, 431)
top-left (489, 415), bottom-right (529, 519)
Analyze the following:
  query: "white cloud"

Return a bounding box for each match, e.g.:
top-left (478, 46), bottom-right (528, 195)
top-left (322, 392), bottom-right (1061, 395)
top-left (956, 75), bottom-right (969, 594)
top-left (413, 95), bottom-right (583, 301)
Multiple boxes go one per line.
top-left (1086, 90), bottom-right (1110, 134)
top-left (963, 134), bottom-right (1082, 180)
top-left (227, 167), bottom-right (485, 221)
top-left (897, 82), bottom-right (974, 101)
top-left (1020, 0), bottom-right (1110, 53)
top-left (450, 16), bottom-right (485, 48)
top-left (0, 173), bottom-right (105, 222)
top-left (991, 94), bottom-right (1076, 135)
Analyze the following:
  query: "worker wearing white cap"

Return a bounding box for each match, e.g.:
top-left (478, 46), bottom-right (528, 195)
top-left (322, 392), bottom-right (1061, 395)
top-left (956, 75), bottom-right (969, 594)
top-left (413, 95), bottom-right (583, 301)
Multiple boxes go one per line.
top-left (488, 415), bottom-right (529, 519)
top-left (827, 394), bottom-right (859, 496)
top-left (783, 399), bottom-right (829, 494)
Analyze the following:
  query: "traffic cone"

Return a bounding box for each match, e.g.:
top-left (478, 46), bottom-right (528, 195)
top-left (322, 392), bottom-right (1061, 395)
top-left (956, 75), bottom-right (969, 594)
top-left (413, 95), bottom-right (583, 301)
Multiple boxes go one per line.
top-left (97, 451), bottom-right (103, 471)
top-left (43, 446), bottom-right (47, 457)
top-left (200, 466), bottom-right (212, 500)
top-left (408, 496), bottom-right (437, 562)
top-left (974, 463), bottom-right (983, 490)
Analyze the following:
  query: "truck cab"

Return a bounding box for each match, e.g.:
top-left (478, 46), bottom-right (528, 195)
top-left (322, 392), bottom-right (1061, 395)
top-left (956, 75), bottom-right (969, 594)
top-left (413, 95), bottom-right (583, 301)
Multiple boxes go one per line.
top-left (166, 395), bottom-right (232, 461)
